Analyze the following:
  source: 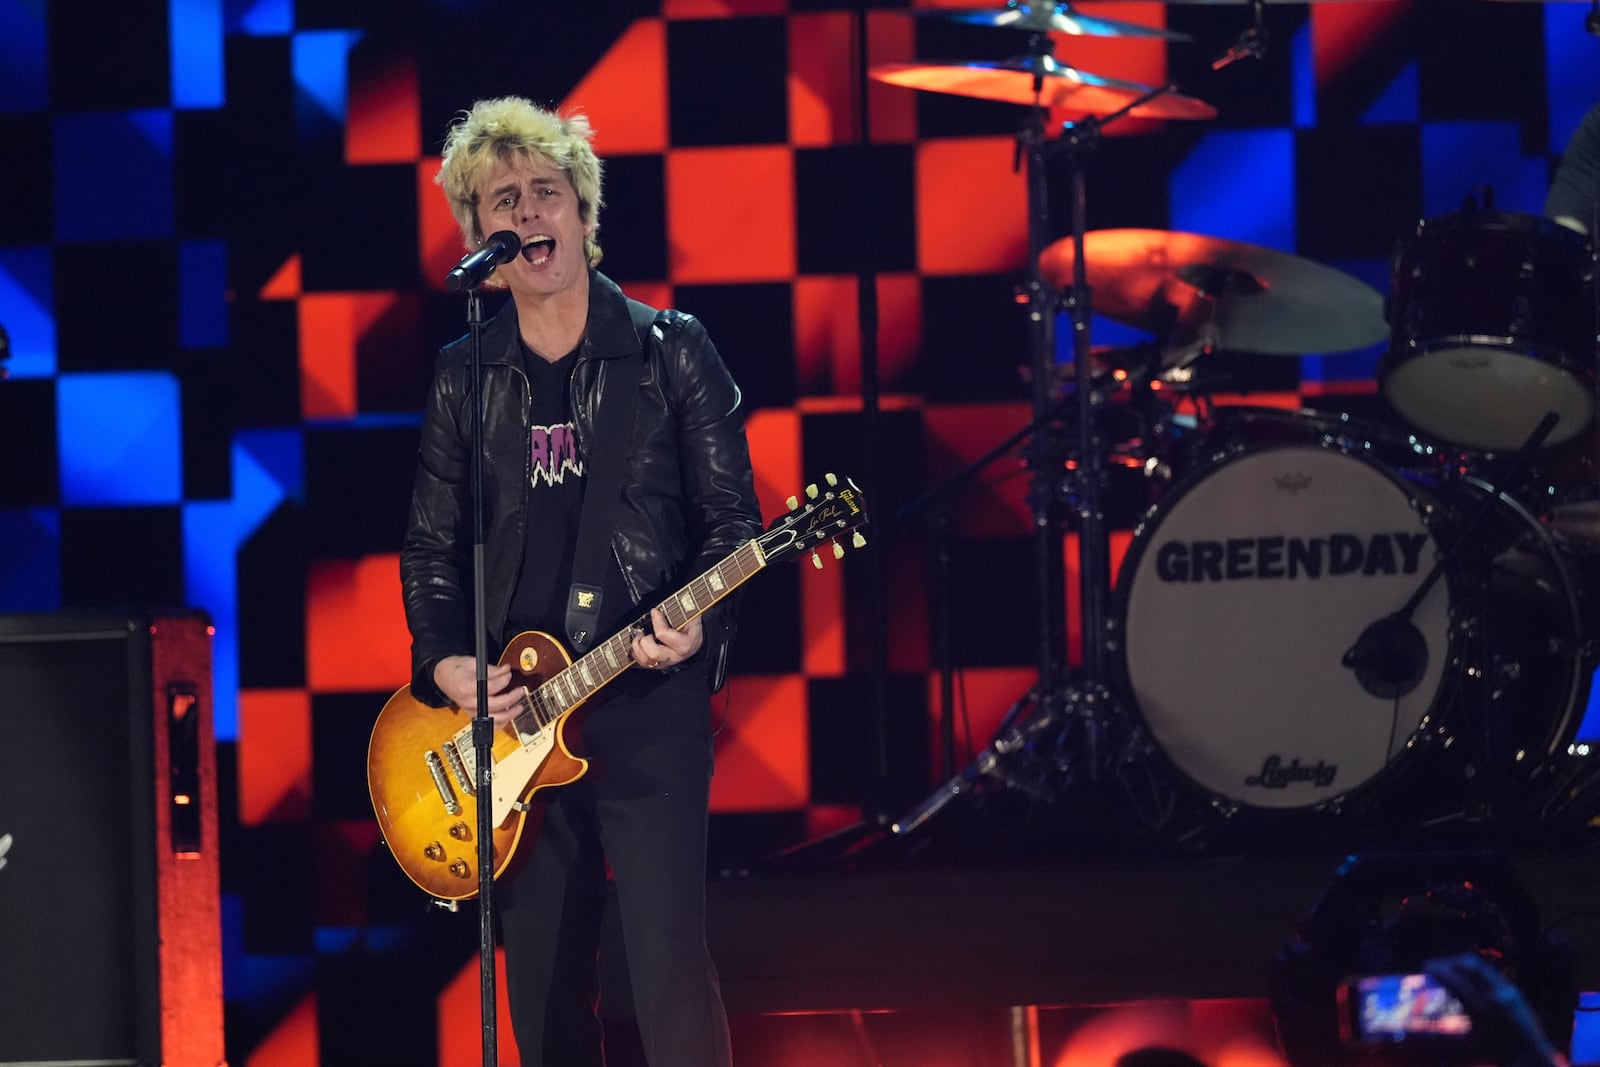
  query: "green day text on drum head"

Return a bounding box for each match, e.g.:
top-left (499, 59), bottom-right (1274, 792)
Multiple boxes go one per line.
top-left (1151, 531), bottom-right (1431, 584)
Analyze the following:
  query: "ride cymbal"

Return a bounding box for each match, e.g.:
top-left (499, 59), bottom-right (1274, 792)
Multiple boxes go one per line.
top-left (916, 2), bottom-right (1192, 41)
top-left (1038, 229), bottom-right (1389, 355)
top-left (870, 56), bottom-right (1218, 119)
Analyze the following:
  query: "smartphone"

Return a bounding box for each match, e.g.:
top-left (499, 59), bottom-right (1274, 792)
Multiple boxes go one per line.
top-left (1337, 971), bottom-right (1474, 1046)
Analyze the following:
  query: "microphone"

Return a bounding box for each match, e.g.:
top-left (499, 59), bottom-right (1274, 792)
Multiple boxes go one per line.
top-left (445, 230), bottom-right (520, 291)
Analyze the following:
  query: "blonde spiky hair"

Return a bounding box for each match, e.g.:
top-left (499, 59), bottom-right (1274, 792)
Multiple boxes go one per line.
top-left (435, 96), bottom-right (604, 267)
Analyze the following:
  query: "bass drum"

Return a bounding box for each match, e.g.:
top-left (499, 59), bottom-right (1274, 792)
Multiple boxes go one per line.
top-left (1112, 441), bottom-right (1589, 817)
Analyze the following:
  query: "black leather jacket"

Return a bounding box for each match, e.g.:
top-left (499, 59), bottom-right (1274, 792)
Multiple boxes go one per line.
top-left (401, 270), bottom-right (762, 705)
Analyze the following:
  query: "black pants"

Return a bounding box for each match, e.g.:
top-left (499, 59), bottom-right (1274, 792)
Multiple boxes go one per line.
top-left (498, 679), bottom-right (731, 1067)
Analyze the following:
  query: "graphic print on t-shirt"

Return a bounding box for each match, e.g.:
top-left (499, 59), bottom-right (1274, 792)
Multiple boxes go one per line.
top-left (530, 421), bottom-right (583, 488)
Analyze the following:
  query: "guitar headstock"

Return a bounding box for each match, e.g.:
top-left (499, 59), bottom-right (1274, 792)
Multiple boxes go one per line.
top-left (756, 474), bottom-right (869, 569)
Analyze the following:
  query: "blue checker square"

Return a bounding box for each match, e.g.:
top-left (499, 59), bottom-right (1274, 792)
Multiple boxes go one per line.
top-left (0, 245), bottom-right (57, 378)
top-left (57, 371), bottom-right (183, 505)
top-left (52, 110), bottom-right (175, 243)
top-left (0, 508), bottom-right (61, 612)
top-left (0, 0), bottom-right (48, 114)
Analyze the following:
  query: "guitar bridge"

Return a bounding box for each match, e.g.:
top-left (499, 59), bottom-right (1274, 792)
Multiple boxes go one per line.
top-left (441, 741), bottom-right (475, 796)
top-left (424, 751), bottom-right (462, 816)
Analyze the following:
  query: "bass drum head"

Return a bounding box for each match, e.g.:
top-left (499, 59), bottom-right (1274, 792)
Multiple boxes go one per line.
top-left (1116, 444), bottom-right (1451, 812)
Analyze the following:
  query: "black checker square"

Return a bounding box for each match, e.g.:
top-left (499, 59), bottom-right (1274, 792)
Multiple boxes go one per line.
top-left (594, 152), bottom-right (668, 283)
top-left (59, 505), bottom-right (184, 609)
top-left (801, 407), bottom-right (922, 550)
top-left (312, 691), bottom-right (393, 820)
top-left (178, 348), bottom-right (239, 501)
top-left (707, 812), bottom-right (809, 871)
top-left (917, 273), bottom-right (1032, 403)
top-left (724, 561), bottom-right (801, 678)
top-left (354, 292), bottom-right (430, 415)
top-left (667, 17), bottom-right (790, 147)
top-left (48, 0), bottom-right (170, 111)
top-left (1296, 125), bottom-right (1423, 263)
top-left (237, 502), bottom-right (308, 690)
top-left (0, 378), bottom-right (60, 507)
top-left (223, 824), bottom-right (315, 954)
top-left (1167, 5), bottom-right (1306, 130)
top-left (673, 282), bottom-right (798, 411)
top-left (54, 241), bottom-right (179, 373)
top-left (1418, 3), bottom-right (1545, 126)
top-left (794, 145), bottom-right (917, 276)
top-left (303, 425), bottom-right (418, 559)
top-left (298, 164), bottom-right (420, 293)
top-left (946, 533), bottom-right (1036, 669)
top-left (225, 301), bottom-right (303, 429)
top-left (805, 673), bottom-right (930, 808)
top-left (0, 114), bottom-right (54, 245)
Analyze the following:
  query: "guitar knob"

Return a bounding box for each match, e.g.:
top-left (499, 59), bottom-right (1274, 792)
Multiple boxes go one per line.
top-left (449, 822), bottom-right (472, 841)
top-left (424, 841), bottom-right (445, 861)
top-left (448, 859), bottom-right (471, 878)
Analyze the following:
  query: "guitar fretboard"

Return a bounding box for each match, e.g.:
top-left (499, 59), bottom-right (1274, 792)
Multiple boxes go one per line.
top-left (513, 539), bottom-right (767, 735)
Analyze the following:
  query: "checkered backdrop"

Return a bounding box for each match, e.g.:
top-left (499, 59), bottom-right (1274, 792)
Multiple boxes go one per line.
top-left (2, 0), bottom-right (1598, 1060)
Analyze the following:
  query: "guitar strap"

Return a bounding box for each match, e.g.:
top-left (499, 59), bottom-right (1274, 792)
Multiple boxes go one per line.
top-left (563, 302), bottom-right (662, 652)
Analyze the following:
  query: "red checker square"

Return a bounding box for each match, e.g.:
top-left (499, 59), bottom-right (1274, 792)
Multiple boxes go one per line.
top-left (1314, 1), bottom-right (1409, 87)
top-left (346, 52), bottom-right (420, 164)
top-left (245, 995), bottom-right (319, 1067)
top-left (794, 273), bottom-right (922, 397)
top-left (438, 950), bottom-right (516, 1067)
top-left (619, 279), bottom-right (675, 311)
top-left (663, 0), bottom-right (788, 17)
top-left (923, 665), bottom-right (1039, 777)
top-left (916, 138), bottom-right (1027, 276)
top-left (238, 688), bottom-right (312, 827)
top-left (563, 18), bottom-right (668, 156)
top-left (1047, 4), bottom-right (1170, 138)
top-left (801, 541), bottom-right (845, 677)
top-left (418, 157), bottom-right (469, 293)
top-left (666, 146), bottom-right (796, 284)
top-left (922, 402), bottom-right (1034, 539)
top-left (306, 553), bottom-right (411, 693)
top-left (299, 292), bottom-right (400, 420)
top-left (710, 674), bottom-right (810, 813)
top-left (745, 408), bottom-right (803, 527)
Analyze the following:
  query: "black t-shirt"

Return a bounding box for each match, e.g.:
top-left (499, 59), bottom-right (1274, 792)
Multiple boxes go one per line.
top-left (1545, 101), bottom-right (1600, 232)
top-left (503, 342), bottom-right (636, 650)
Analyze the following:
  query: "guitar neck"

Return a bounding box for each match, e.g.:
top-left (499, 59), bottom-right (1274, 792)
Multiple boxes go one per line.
top-left (526, 539), bottom-right (768, 723)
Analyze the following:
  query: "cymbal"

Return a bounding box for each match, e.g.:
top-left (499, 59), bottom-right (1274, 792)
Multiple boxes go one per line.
top-left (916, 3), bottom-right (1192, 41)
top-left (1038, 229), bottom-right (1389, 356)
top-left (869, 57), bottom-right (1218, 120)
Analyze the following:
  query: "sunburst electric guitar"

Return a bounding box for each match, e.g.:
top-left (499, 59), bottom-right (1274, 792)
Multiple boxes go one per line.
top-left (368, 475), bottom-right (868, 900)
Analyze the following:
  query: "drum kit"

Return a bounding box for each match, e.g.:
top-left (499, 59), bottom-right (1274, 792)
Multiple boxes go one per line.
top-left (885, 1), bottom-right (1600, 850)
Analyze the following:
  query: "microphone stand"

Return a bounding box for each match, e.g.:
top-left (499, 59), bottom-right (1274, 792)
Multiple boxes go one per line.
top-left (465, 284), bottom-right (500, 1067)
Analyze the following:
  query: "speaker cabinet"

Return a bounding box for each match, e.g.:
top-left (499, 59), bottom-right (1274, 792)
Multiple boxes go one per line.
top-left (0, 612), bottom-right (224, 1067)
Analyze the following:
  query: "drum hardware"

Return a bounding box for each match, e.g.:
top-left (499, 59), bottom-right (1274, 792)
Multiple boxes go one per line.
top-left (879, 26), bottom-right (1239, 841)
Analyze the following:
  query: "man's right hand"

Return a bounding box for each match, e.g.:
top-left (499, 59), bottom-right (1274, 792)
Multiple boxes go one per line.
top-left (432, 655), bottom-right (524, 724)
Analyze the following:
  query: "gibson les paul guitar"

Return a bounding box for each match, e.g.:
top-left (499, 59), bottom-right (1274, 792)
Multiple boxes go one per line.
top-left (368, 475), bottom-right (868, 900)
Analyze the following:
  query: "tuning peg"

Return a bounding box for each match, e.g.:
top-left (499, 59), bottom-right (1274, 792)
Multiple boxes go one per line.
top-left (825, 473), bottom-right (838, 486)
top-left (786, 495), bottom-right (799, 510)
top-left (832, 542), bottom-right (844, 560)
top-left (811, 550), bottom-right (823, 570)
top-left (805, 483), bottom-right (818, 500)
top-left (852, 532), bottom-right (866, 549)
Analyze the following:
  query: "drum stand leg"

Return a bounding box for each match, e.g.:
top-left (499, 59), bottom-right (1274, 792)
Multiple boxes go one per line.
top-left (893, 69), bottom-right (1190, 844)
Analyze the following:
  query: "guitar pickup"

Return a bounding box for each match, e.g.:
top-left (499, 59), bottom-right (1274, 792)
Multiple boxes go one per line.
top-left (442, 741), bottom-right (475, 796)
top-left (425, 751), bottom-right (462, 816)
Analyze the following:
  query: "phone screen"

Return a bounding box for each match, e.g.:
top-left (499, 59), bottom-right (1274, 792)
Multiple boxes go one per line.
top-left (1342, 972), bottom-right (1473, 1043)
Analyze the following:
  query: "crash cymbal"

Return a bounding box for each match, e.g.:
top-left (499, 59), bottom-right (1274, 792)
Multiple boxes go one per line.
top-left (917, 2), bottom-right (1192, 41)
top-left (870, 57), bottom-right (1218, 119)
top-left (1038, 229), bottom-right (1389, 356)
